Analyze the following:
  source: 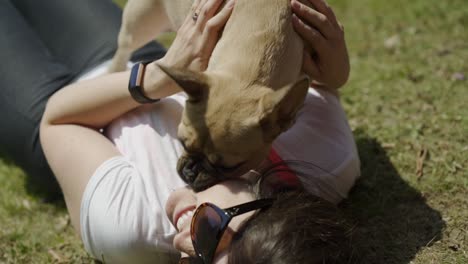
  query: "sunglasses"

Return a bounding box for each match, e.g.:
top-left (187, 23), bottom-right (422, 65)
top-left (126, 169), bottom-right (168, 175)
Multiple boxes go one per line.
top-left (179, 198), bottom-right (274, 264)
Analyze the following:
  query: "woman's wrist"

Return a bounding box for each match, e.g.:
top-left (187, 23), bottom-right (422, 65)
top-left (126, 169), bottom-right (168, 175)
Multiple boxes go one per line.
top-left (143, 60), bottom-right (182, 99)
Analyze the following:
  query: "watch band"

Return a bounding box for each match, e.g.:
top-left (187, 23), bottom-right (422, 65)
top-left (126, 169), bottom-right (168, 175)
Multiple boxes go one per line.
top-left (128, 61), bottom-right (160, 104)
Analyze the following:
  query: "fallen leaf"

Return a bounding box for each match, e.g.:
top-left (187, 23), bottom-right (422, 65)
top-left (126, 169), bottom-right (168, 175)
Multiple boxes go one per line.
top-left (54, 215), bottom-right (70, 232)
top-left (48, 249), bottom-right (67, 263)
top-left (451, 72), bottom-right (465, 81)
top-left (448, 243), bottom-right (460, 251)
top-left (437, 48), bottom-right (451, 56)
top-left (407, 26), bottom-right (419, 35)
top-left (452, 161), bottom-right (463, 170)
top-left (416, 147), bottom-right (428, 180)
top-left (382, 142), bottom-right (396, 149)
top-left (408, 72), bottom-right (424, 83)
top-left (22, 199), bottom-right (32, 210)
top-left (384, 34), bottom-right (401, 50)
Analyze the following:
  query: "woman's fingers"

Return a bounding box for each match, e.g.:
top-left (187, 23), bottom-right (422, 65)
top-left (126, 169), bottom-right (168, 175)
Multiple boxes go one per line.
top-left (290, 0), bottom-right (350, 89)
top-left (291, 0), bottom-right (333, 39)
top-left (196, 0), bottom-right (225, 30)
top-left (302, 49), bottom-right (320, 78)
top-left (165, 0), bottom-right (235, 71)
top-left (304, 0), bottom-right (338, 26)
top-left (292, 13), bottom-right (325, 53)
top-left (204, 0), bottom-right (235, 34)
top-left (201, 1), bottom-right (235, 60)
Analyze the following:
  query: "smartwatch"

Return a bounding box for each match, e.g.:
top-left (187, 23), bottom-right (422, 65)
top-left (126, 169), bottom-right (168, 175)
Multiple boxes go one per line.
top-left (128, 61), bottom-right (160, 104)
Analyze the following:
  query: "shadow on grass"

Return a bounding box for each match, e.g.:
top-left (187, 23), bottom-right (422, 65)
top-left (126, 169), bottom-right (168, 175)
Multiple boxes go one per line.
top-left (341, 130), bottom-right (445, 263)
top-left (0, 149), bottom-right (64, 205)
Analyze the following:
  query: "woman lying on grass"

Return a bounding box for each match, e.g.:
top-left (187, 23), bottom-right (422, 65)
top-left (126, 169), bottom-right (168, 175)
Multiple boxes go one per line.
top-left (1, 0), bottom-right (359, 263)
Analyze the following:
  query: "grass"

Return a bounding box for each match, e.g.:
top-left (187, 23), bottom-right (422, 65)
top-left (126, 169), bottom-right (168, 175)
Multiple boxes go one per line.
top-left (1, 0), bottom-right (467, 263)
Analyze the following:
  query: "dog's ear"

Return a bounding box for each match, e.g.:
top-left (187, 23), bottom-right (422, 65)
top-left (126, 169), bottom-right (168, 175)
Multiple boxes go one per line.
top-left (258, 75), bottom-right (310, 140)
top-left (158, 64), bottom-right (209, 101)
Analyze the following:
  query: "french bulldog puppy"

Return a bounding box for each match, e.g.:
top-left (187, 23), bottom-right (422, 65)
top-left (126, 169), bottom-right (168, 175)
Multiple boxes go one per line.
top-left (111, 0), bottom-right (309, 191)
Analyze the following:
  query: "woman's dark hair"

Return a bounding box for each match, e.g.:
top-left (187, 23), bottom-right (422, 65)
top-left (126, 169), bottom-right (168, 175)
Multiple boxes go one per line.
top-left (228, 161), bottom-right (356, 264)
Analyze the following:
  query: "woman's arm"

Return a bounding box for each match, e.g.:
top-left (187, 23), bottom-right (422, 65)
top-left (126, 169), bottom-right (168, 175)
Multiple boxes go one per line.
top-left (291, 0), bottom-right (350, 91)
top-left (40, 64), bottom-right (176, 232)
top-left (40, 0), bottom-right (235, 234)
top-left (42, 65), bottom-right (175, 129)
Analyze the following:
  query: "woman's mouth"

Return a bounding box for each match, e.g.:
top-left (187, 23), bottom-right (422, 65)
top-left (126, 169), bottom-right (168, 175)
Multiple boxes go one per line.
top-left (173, 207), bottom-right (196, 231)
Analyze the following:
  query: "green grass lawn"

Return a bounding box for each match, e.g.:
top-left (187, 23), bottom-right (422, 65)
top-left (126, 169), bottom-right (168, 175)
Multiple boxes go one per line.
top-left (1, 0), bottom-right (467, 263)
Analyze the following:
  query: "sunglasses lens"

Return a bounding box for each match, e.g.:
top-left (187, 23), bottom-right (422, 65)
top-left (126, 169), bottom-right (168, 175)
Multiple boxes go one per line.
top-left (192, 205), bottom-right (223, 260)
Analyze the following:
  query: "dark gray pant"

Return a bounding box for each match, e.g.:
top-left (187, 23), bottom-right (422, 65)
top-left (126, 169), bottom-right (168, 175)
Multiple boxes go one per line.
top-left (0, 0), bottom-right (166, 200)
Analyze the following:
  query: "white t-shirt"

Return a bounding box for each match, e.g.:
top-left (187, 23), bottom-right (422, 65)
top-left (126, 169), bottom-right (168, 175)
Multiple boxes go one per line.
top-left (78, 61), bottom-right (360, 263)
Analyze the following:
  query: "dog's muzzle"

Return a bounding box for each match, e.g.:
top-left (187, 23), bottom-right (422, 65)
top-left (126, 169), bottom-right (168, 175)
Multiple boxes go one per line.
top-left (177, 154), bottom-right (226, 192)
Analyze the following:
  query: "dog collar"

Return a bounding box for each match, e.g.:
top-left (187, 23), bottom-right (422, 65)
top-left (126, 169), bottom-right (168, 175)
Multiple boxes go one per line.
top-left (267, 148), bottom-right (300, 188)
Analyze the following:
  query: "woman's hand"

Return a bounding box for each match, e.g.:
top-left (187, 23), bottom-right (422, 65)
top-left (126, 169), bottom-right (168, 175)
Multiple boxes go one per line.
top-left (160, 0), bottom-right (235, 72)
top-left (291, 0), bottom-right (350, 90)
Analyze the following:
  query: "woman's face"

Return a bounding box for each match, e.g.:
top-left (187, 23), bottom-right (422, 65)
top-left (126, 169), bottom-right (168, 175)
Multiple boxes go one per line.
top-left (165, 179), bottom-right (256, 263)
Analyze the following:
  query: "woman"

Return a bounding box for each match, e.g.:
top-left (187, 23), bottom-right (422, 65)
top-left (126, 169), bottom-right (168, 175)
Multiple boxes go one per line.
top-left (1, 0), bottom-right (359, 263)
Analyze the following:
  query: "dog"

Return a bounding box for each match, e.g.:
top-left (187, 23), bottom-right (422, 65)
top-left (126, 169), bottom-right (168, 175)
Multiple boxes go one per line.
top-left (111, 0), bottom-right (309, 191)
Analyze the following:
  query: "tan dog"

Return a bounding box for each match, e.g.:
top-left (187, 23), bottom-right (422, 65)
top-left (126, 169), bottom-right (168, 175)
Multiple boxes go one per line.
top-left (111, 0), bottom-right (309, 190)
